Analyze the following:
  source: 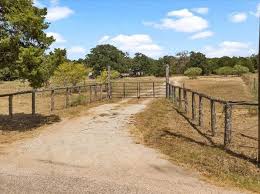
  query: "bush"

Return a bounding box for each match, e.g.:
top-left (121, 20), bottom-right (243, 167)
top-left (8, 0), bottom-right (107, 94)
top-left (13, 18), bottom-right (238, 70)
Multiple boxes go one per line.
top-left (215, 66), bottom-right (234, 76)
top-left (233, 65), bottom-right (249, 76)
top-left (97, 70), bottom-right (120, 83)
top-left (71, 94), bottom-right (87, 107)
top-left (53, 62), bottom-right (87, 86)
top-left (184, 67), bottom-right (202, 79)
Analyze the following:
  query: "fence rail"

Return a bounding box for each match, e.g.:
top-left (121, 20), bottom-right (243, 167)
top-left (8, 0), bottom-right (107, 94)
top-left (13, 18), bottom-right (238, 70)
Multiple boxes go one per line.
top-left (111, 81), bottom-right (165, 98)
top-left (0, 83), bottom-right (109, 117)
top-left (167, 83), bottom-right (258, 148)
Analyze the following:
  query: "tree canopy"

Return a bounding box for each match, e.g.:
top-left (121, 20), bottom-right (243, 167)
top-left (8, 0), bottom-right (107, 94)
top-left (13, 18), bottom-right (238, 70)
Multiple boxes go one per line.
top-left (0, 0), bottom-right (54, 88)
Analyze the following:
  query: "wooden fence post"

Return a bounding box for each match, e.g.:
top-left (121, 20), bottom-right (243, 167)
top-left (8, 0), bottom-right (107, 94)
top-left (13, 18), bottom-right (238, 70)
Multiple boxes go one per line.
top-left (198, 95), bottom-right (203, 126)
top-left (210, 100), bottom-right (217, 136)
top-left (178, 87), bottom-right (182, 110)
top-left (166, 64), bottom-right (169, 98)
top-left (89, 85), bottom-right (92, 103)
top-left (32, 90), bottom-right (36, 115)
top-left (123, 82), bottom-right (126, 98)
top-left (107, 65), bottom-right (111, 99)
top-left (51, 90), bottom-right (55, 111)
top-left (153, 82), bottom-right (155, 97)
top-left (9, 95), bottom-right (13, 118)
top-left (173, 86), bottom-right (176, 104)
top-left (66, 87), bottom-right (70, 108)
top-left (224, 103), bottom-right (232, 147)
top-left (192, 92), bottom-right (196, 121)
top-left (184, 89), bottom-right (188, 114)
top-left (100, 84), bottom-right (103, 100)
top-left (94, 85), bottom-right (97, 101)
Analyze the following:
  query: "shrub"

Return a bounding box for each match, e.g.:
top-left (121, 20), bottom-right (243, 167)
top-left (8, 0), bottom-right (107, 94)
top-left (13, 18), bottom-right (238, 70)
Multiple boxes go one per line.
top-left (71, 94), bottom-right (87, 106)
top-left (215, 66), bottom-right (234, 76)
top-left (233, 65), bottom-right (249, 76)
top-left (184, 67), bottom-right (202, 79)
top-left (53, 62), bottom-right (87, 86)
top-left (97, 70), bottom-right (120, 83)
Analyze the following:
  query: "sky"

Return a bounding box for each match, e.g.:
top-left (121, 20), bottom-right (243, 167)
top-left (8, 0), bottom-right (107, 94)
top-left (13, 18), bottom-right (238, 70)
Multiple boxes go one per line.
top-left (34, 0), bottom-right (260, 60)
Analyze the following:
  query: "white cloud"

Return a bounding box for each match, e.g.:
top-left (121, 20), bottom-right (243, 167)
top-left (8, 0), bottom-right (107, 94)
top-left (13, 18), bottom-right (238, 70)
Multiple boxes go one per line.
top-left (46, 6), bottom-right (74, 21)
top-left (145, 8), bottom-right (209, 33)
top-left (33, 0), bottom-right (44, 7)
top-left (250, 3), bottom-right (260, 17)
top-left (167, 9), bottom-right (193, 17)
top-left (192, 7), bottom-right (209, 15)
top-left (203, 41), bottom-right (254, 58)
top-left (50, 0), bottom-right (59, 6)
top-left (46, 32), bottom-right (66, 43)
top-left (190, 31), bottom-right (214, 40)
top-left (98, 35), bottom-right (110, 44)
top-left (67, 46), bottom-right (86, 59)
top-left (230, 12), bottom-right (247, 23)
top-left (99, 34), bottom-right (163, 58)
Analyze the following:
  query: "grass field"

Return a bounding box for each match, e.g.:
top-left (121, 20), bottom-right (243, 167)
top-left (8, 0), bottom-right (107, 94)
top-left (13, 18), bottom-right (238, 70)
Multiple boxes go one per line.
top-left (132, 75), bottom-right (259, 193)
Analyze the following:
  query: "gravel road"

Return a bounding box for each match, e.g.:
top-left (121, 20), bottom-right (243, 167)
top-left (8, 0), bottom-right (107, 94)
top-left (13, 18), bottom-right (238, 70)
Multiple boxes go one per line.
top-left (0, 99), bottom-right (243, 194)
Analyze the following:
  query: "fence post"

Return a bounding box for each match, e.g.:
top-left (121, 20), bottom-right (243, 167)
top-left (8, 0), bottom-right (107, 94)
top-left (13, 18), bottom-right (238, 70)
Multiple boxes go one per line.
top-left (192, 92), bottom-right (196, 121)
top-left (184, 89), bottom-right (188, 114)
top-left (32, 90), bottom-right (36, 115)
top-left (153, 82), bottom-right (155, 97)
top-left (89, 85), bottom-right (92, 103)
top-left (166, 64), bottom-right (169, 98)
top-left (51, 89), bottom-right (55, 111)
top-left (9, 95), bottom-right (13, 118)
top-left (210, 100), bottom-right (217, 136)
top-left (173, 86), bottom-right (176, 104)
top-left (95, 84), bottom-right (98, 101)
top-left (178, 87), bottom-right (182, 110)
top-left (107, 65), bottom-right (111, 99)
top-left (123, 82), bottom-right (126, 98)
top-left (198, 95), bottom-right (203, 126)
top-left (224, 103), bottom-right (232, 148)
top-left (100, 84), bottom-right (103, 100)
top-left (66, 87), bottom-right (70, 108)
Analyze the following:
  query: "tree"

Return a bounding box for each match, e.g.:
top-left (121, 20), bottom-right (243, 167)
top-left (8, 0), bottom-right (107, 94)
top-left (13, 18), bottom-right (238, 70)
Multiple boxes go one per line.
top-left (131, 53), bottom-right (155, 76)
top-left (53, 62), bottom-right (87, 86)
top-left (86, 44), bottom-right (129, 76)
top-left (0, 0), bottom-right (54, 87)
top-left (187, 52), bottom-right (209, 75)
top-left (184, 67), bottom-right (202, 79)
top-left (176, 51), bottom-right (190, 74)
top-left (233, 64), bottom-right (249, 76)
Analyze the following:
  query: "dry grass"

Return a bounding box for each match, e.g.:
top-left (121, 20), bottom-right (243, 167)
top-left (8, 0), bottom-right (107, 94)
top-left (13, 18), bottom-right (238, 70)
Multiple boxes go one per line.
top-left (132, 99), bottom-right (260, 193)
top-left (182, 76), bottom-right (254, 101)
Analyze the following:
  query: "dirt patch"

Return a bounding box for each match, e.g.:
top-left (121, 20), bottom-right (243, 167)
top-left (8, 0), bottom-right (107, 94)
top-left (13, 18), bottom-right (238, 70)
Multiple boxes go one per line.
top-left (0, 99), bottom-right (241, 193)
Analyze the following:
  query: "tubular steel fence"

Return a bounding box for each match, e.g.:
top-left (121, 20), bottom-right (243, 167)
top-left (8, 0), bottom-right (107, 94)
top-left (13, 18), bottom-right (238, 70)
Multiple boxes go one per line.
top-left (111, 81), bottom-right (165, 98)
top-left (167, 83), bottom-right (259, 164)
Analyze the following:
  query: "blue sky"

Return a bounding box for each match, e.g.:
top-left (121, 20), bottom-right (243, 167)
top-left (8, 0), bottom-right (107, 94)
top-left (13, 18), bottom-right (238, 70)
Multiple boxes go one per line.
top-left (34, 0), bottom-right (260, 59)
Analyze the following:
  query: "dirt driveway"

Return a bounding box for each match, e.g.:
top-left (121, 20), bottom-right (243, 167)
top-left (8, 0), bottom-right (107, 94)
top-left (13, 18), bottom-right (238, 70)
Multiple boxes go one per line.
top-left (0, 99), bottom-right (243, 194)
